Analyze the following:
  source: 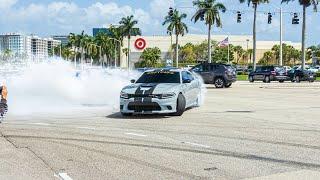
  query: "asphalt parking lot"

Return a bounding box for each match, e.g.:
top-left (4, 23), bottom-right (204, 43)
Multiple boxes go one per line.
top-left (1, 81), bottom-right (320, 180)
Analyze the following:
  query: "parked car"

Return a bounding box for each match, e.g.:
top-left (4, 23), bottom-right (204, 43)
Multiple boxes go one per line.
top-left (191, 63), bottom-right (237, 88)
top-left (283, 66), bottom-right (292, 73)
top-left (288, 69), bottom-right (316, 83)
top-left (248, 66), bottom-right (289, 83)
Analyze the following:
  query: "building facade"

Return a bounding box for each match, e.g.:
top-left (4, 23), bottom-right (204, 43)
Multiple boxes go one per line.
top-left (52, 35), bottom-right (69, 46)
top-left (0, 33), bottom-right (61, 60)
top-left (0, 33), bottom-right (32, 58)
top-left (120, 34), bottom-right (301, 68)
top-left (47, 38), bottom-right (62, 56)
top-left (31, 36), bottom-right (49, 60)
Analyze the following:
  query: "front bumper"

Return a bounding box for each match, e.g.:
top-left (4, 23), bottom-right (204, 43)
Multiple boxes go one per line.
top-left (120, 97), bottom-right (177, 114)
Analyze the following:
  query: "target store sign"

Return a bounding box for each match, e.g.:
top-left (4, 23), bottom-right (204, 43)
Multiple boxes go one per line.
top-left (134, 38), bottom-right (146, 50)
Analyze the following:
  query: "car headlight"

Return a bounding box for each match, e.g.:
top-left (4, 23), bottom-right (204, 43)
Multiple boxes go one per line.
top-left (159, 93), bottom-right (176, 99)
top-left (120, 92), bottom-right (130, 99)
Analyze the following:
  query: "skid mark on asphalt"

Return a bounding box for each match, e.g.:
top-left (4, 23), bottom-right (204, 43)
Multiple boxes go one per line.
top-left (6, 134), bottom-right (320, 169)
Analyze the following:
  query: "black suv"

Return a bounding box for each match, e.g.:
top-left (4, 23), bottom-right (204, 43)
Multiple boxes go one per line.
top-left (191, 63), bottom-right (237, 88)
top-left (248, 66), bottom-right (289, 83)
top-left (288, 68), bottom-right (316, 83)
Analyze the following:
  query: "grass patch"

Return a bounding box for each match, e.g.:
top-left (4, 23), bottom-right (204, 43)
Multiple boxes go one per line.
top-left (317, 77), bottom-right (320, 81)
top-left (237, 75), bottom-right (248, 81)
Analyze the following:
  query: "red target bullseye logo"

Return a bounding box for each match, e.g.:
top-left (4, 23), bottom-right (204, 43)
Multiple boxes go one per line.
top-left (134, 38), bottom-right (146, 50)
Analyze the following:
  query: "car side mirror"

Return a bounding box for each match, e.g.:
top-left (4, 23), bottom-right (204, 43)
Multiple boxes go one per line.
top-left (130, 79), bottom-right (136, 83)
top-left (183, 79), bottom-right (191, 83)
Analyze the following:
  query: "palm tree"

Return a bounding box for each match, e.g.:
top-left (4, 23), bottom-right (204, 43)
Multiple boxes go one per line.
top-left (68, 33), bottom-right (79, 65)
top-left (233, 46), bottom-right (244, 64)
top-left (119, 15), bottom-right (141, 69)
top-left (281, 0), bottom-right (319, 70)
top-left (163, 9), bottom-right (189, 67)
top-left (192, 0), bottom-right (226, 63)
top-left (240, 0), bottom-right (269, 71)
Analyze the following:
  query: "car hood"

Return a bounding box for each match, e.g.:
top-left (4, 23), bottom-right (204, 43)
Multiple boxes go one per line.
top-left (121, 83), bottom-right (181, 94)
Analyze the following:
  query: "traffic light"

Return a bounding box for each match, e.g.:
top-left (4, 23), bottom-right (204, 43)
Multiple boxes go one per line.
top-left (200, 14), bottom-right (205, 21)
top-left (237, 11), bottom-right (242, 23)
top-left (267, 13), bottom-right (272, 24)
top-left (168, 7), bottom-right (174, 17)
top-left (292, 13), bottom-right (299, 24)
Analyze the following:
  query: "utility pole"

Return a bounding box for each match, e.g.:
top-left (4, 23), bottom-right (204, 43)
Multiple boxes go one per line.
top-left (280, 8), bottom-right (283, 66)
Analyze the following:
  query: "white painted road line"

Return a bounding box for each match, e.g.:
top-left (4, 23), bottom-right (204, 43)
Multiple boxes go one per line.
top-left (57, 173), bottom-right (73, 180)
top-left (184, 142), bottom-right (210, 148)
top-left (29, 123), bottom-right (51, 126)
top-left (125, 133), bottom-right (147, 137)
top-left (77, 127), bottom-right (96, 130)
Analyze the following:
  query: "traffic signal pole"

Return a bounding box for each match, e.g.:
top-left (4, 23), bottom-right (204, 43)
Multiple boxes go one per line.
top-left (280, 8), bottom-right (283, 66)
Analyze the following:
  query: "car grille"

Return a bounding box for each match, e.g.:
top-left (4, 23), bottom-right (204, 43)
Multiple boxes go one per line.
top-left (128, 102), bottom-right (161, 111)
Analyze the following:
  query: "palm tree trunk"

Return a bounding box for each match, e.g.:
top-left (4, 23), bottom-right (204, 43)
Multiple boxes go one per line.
top-left (74, 47), bottom-right (77, 68)
top-left (208, 24), bottom-right (212, 63)
top-left (253, 4), bottom-right (257, 71)
top-left (128, 36), bottom-right (131, 70)
top-left (175, 34), bottom-right (179, 68)
top-left (301, 5), bottom-right (306, 70)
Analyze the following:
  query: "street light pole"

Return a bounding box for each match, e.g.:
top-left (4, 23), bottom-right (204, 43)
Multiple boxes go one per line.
top-left (280, 8), bottom-right (283, 66)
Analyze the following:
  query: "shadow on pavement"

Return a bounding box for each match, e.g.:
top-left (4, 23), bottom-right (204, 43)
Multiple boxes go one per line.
top-left (106, 112), bottom-right (172, 119)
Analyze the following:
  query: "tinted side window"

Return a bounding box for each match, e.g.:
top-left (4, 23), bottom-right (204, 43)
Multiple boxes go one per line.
top-left (203, 64), bottom-right (210, 72)
top-left (186, 71), bottom-right (194, 80)
top-left (192, 65), bottom-right (203, 72)
top-left (255, 67), bottom-right (262, 72)
top-left (182, 71), bottom-right (189, 81)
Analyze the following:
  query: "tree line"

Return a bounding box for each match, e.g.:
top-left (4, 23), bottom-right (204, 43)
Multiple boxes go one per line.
top-left (53, 0), bottom-right (319, 70)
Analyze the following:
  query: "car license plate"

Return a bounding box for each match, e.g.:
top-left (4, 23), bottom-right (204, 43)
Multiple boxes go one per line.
top-left (310, 76), bottom-right (314, 78)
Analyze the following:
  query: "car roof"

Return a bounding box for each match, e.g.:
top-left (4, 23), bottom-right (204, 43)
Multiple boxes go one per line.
top-left (144, 68), bottom-right (185, 73)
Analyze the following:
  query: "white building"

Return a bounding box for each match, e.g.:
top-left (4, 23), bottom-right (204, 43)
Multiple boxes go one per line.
top-left (0, 33), bottom-right (32, 58)
top-left (47, 38), bottom-right (62, 56)
top-left (120, 34), bottom-right (301, 68)
top-left (31, 36), bottom-right (49, 60)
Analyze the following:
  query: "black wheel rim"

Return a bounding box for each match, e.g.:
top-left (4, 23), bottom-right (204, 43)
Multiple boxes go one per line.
top-left (215, 79), bottom-right (224, 87)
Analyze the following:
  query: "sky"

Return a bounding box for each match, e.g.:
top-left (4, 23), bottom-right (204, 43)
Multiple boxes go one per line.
top-left (0, 0), bottom-right (320, 46)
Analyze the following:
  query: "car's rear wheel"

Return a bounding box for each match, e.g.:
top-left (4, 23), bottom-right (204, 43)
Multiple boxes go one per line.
top-left (295, 76), bottom-right (301, 83)
top-left (173, 94), bottom-right (186, 116)
top-left (264, 76), bottom-right (271, 83)
top-left (279, 80), bottom-right (284, 83)
top-left (291, 78), bottom-right (295, 82)
top-left (249, 76), bottom-right (254, 83)
top-left (309, 79), bottom-right (315, 83)
top-left (225, 83), bottom-right (232, 88)
top-left (214, 77), bottom-right (225, 88)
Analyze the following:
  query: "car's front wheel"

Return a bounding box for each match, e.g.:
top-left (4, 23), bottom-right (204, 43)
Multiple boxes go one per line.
top-left (264, 76), bottom-right (271, 83)
top-left (214, 77), bottom-right (225, 88)
top-left (249, 76), bottom-right (254, 83)
top-left (173, 94), bottom-right (186, 116)
top-left (279, 80), bottom-right (284, 83)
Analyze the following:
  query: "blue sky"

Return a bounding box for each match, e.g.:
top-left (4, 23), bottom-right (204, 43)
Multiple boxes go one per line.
top-left (0, 0), bottom-right (319, 46)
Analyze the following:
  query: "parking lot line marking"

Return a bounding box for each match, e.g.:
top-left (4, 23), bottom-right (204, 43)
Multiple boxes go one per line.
top-left (125, 133), bottom-right (147, 137)
top-left (77, 127), bottom-right (95, 130)
top-left (57, 173), bottom-right (73, 180)
top-left (29, 123), bottom-right (51, 126)
top-left (184, 142), bottom-right (210, 148)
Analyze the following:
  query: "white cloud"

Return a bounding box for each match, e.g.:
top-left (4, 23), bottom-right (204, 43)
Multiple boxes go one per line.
top-left (150, 0), bottom-right (174, 18)
top-left (0, 1), bottom-right (156, 36)
top-left (0, 0), bottom-right (18, 9)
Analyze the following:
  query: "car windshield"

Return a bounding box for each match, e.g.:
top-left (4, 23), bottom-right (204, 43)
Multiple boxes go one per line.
top-left (136, 71), bottom-right (181, 83)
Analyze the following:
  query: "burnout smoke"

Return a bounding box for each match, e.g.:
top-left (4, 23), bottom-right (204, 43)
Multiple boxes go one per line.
top-left (2, 59), bottom-right (138, 116)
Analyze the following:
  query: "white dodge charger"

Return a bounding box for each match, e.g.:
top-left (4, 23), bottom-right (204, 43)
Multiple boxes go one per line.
top-left (120, 69), bottom-right (202, 116)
